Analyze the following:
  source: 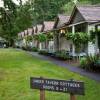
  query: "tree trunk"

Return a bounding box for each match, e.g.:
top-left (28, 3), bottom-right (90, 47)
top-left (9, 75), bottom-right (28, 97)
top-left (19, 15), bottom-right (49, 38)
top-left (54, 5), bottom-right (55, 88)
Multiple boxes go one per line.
top-left (9, 39), bottom-right (15, 47)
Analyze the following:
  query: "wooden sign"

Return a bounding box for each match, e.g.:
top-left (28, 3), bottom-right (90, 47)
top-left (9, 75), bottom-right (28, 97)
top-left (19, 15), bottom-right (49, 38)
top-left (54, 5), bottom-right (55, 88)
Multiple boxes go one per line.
top-left (30, 77), bottom-right (84, 95)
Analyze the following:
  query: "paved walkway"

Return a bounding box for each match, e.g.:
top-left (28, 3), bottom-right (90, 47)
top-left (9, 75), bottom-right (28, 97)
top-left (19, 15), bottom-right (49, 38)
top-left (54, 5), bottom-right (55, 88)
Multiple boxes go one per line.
top-left (28, 51), bottom-right (100, 82)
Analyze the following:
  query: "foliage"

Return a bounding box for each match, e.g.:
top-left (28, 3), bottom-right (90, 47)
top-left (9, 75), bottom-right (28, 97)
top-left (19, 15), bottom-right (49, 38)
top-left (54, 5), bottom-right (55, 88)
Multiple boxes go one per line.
top-left (0, 0), bottom-right (33, 46)
top-left (97, 31), bottom-right (100, 49)
top-left (61, 2), bottom-right (75, 15)
top-left (27, 0), bottom-right (100, 24)
top-left (38, 50), bottom-right (48, 55)
top-left (66, 32), bottom-right (90, 52)
top-left (90, 30), bottom-right (100, 47)
top-left (33, 34), bottom-right (47, 42)
top-left (25, 35), bottom-right (33, 42)
top-left (80, 54), bottom-right (100, 72)
top-left (33, 34), bottom-right (39, 40)
top-left (21, 45), bottom-right (32, 51)
top-left (47, 32), bottom-right (53, 40)
top-left (62, 0), bottom-right (100, 14)
top-left (0, 0), bottom-right (17, 46)
top-left (15, 2), bottom-right (33, 31)
top-left (90, 30), bottom-right (96, 43)
top-left (32, 0), bottom-right (69, 24)
top-left (32, 32), bottom-right (53, 43)
top-left (79, 57), bottom-right (87, 69)
top-left (38, 34), bottom-right (47, 42)
top-left (54, 50), bottom-right (70, 60)
top-left (21, 45), bottom-right (38, 52)
top-left (38, 49), bottom-right (70, 60)
top-left (32, 47), bottom-right (38, 52)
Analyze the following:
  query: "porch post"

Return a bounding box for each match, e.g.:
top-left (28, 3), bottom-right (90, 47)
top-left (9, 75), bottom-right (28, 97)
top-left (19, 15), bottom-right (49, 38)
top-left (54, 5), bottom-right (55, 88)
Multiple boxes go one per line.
top-left (72, 25), bottom-right (75, 34)
top-left (72, 25), bottom-right (75, 57)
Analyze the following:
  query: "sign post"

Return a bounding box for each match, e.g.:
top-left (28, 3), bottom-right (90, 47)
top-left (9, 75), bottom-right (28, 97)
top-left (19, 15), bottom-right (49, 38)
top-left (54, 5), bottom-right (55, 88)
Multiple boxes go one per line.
top-left (70, 79), bottom-right (76, 100)
top-left (70, 94), bottom-right (76, 100)
top-left (30, 77), bottom-right (85, 100)
top-left (40, 77), bottom-right (45, 100)
top-left (40, 89), bottom-right (45, 100)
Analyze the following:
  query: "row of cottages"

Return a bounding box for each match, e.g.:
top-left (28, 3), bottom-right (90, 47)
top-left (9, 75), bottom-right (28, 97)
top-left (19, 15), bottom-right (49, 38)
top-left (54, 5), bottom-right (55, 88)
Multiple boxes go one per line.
top-left (17, 6), bottom-right (100, 56)
top-left (17, 28), bottom-right (33, 47)
top-left (53, 6), bottom-right (100, 56)
top-left (17, 21), bottom-right (55, 51)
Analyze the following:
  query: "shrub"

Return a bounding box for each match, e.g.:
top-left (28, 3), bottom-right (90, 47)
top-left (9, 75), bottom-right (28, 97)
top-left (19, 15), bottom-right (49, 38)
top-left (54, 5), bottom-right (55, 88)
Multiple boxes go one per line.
top-left (80, 57), bottom-right (87, 69)
top-left (15, 46), bottom-right (20, 48)
top-left (21, 46), bottom-right (27, 50)
top-left (21, 46), bottom-right (31, 51)
top-left (80, 54), bottom-right (100, 72)
top-left (32, 47), bottom-right (38, 52)
top-left (38, 50), bottom-right (48, 55)
top-left (54, 50), bottom-right (70, 60)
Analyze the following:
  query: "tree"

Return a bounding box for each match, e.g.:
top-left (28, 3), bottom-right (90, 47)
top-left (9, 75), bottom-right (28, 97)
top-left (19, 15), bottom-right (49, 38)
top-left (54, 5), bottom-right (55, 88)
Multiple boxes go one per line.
top-left (0, 0), bottom-right (17, 46)
top-left (33, 0), bottom-right (69, 24)
top-left (0, 0), bottom-right (33, 46)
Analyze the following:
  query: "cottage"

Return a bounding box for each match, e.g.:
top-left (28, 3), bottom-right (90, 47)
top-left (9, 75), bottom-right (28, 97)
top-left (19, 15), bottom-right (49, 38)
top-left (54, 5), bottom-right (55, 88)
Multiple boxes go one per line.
top-left (28, 28), bottom-right (33, 36)
top-left (67, 6), bottom-right (100, 56)
top-left (27, 28), bottom-right (34, 47)
top-left (53, 14), bottom-right (71, 52)
top-left (31, 26), bottom-right (38, 48)
top-left (40, 21), bottom-right (55, 52)
top-left (36, 24), bottom-right (43, 49)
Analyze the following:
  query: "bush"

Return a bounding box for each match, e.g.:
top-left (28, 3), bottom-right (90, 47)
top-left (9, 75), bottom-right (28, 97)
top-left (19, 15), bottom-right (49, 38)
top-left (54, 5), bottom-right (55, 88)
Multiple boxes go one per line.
top-left (21, 46), bottom-right (27, 50)
top-left (31, 47), bottom-right (38, 52)
top-left (21, 46), bottom-right (31, 51)
top-left (15, 46), bottom-right (20, 48)
top-left (80, 57), bottom-right (87, 69)
top-left (38, 50), bottom-right (48, 55)
top-left (80, 55), bottom-right (100, 72)
top-left (54, 50), bottom-right (70, 60)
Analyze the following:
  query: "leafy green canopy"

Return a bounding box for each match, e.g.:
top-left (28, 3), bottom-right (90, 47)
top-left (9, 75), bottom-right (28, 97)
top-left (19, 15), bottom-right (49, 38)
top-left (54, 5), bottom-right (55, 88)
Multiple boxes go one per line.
top-left (33, 0), bottom-right (70, 24)
top-left (0, 0), bottom-right (33, 46)
top-left (65, 32), bottom-right (90, 53)
top-left (62, 0), bottom-right (100, 14)
top-left (33, 34), bottom-right (47, 42)
top-left (0, 0), bottom-right (17, 41)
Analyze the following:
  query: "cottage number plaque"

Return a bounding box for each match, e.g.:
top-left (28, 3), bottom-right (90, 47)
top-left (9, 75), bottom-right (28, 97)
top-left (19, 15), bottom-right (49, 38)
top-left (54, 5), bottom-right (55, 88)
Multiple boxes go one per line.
top-left (30, 77), bottom-right (84, 95)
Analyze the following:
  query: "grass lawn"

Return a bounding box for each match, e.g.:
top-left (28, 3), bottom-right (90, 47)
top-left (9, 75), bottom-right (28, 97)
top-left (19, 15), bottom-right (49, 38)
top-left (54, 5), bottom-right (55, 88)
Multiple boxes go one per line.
top-left (0, 48), bottom-right (100, 100)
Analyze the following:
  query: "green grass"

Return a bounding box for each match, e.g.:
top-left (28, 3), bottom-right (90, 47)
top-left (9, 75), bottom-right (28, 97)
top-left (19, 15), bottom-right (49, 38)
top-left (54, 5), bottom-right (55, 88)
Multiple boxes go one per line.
top-left (0, 48), bottom-right (100, 100)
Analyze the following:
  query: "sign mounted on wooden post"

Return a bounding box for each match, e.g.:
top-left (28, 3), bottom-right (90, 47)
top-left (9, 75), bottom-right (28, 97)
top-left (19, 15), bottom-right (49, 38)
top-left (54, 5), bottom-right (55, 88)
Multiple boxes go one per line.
top-left (30, 77), bottom-right (85, 100)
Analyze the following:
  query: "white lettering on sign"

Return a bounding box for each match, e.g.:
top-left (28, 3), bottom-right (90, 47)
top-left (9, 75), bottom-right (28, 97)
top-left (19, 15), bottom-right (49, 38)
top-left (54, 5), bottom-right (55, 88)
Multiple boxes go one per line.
top-left (30, 77), bottom-right (85, 95)
top-left (33, 79), bottom-right (44, 84)
top-left (43, 85), bottom-right (54, 90)
top-left (45, 80), bottom-right (59, 85)
top-left (60, 82), bottom-right (80, 88)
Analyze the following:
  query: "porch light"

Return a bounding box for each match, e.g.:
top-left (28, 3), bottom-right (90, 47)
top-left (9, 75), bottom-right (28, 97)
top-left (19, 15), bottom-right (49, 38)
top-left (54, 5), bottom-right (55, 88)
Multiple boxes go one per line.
top-left (60, 29), bottom-right (65, 34)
